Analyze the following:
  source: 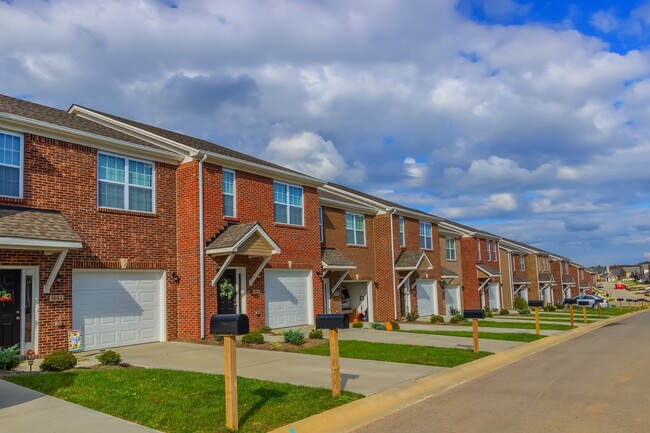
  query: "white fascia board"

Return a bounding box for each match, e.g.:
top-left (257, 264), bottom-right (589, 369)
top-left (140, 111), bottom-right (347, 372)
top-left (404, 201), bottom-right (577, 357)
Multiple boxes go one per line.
top-left (319, 196), bottom-right (379, 215)
top-left (0, 237), bottom-right (82, 251)
top-left (439, 226), bottom-right (464, 237)
top-left (321, 262), bottom-right (357, 271)
top-left (321, 185), bottom-right (391, 213)
top-left (500, 239), bottom-right (536, 254)
top-left (0, 113), bottom-right (183, 165)
top-left (439, 220), bottom-right (473, 236)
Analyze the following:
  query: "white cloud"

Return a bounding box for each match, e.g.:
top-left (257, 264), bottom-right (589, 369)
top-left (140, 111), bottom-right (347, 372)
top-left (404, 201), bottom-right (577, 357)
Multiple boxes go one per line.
top-left (590, 11), bottom-right (619, 33)
top-left (403, 156), bottom-right (427, 187)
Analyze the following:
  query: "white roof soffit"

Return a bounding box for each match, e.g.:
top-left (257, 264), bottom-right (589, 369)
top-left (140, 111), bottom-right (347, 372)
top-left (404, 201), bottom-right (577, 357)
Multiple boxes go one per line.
top-left (0, 237), bottom-right (82, 251)
top-left (319, 195), bottom-right (380, 215)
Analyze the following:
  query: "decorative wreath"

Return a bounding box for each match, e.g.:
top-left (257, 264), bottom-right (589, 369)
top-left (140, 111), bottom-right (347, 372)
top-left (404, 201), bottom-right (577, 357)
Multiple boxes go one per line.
top-left (219, 279), bottom-right (236, 300)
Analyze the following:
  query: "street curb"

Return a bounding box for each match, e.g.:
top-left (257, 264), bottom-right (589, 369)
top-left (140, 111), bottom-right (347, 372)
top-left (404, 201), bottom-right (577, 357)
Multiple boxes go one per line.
top-left (269, 308), bottom-right (648, 433)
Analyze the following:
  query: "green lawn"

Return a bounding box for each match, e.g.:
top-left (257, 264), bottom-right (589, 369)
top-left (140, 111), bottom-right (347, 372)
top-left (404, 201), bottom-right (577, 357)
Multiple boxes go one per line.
top-left (400, 329), bottom-right (545, 342)
top-left (298, 340), bottom-right (491, 367)
top-left (496, 316), bottom-right (597, 324)
top-left (457, 320), bottom-right (575, 331)
top-left (5, 369), bottom-right (361, 433)
top-left (547, 307), bottom-right (635, 317)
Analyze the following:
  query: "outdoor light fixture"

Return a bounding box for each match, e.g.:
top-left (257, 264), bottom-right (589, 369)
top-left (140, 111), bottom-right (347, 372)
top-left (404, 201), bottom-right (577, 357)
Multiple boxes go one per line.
top-left (171, 272), bottom-right (180, 283)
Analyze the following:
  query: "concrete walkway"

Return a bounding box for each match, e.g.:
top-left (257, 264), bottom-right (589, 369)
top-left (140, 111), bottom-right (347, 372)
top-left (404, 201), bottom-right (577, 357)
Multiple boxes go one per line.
top-left (0, 379), bottom-right (161, 433)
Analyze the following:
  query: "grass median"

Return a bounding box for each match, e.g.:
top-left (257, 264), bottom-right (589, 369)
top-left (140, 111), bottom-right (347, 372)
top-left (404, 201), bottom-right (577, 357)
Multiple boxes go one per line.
top-left (399, 329), bottom-right (546, 342)
top-left (456, 320), bottom-right (575, 331)
top-left (5, 368), bottom-right (361, 433)
top-left (297, 340), bottom-right (491, 367)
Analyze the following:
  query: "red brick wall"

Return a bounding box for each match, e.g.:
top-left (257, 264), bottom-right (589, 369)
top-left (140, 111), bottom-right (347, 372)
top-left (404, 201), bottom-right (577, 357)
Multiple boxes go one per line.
top-left (550, 260), bottom-right (564, 302)
top-left (0, 133), bottom-right (178, 354)
top-left (372, 214), bottom-right (398, 321)
top-left (460, 236), bottom-right (482, 309)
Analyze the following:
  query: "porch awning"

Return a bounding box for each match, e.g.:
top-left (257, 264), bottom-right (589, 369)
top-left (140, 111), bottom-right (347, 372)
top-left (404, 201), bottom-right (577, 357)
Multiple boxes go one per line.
top-left (538, 273), bottom-right (554, 283)
top-left (395, 250), bottom-right (433, 272)
top-left (0, 206), bottom-right (82, 250)
top-left (441, 266), bottom-right (459, 280)
top-left (513, 274), bottom-right (531, 285)
top-left (561, 275), bottom-right (575, 286)
top-left (322, 248), bottom-right (356, 271)
top-left (206, 222), bottom-right (280, 257)
top-left (476, 263), bottom-right (500, 279)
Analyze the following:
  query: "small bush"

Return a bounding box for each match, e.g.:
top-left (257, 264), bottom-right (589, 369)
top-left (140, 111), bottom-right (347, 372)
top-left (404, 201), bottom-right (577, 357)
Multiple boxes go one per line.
top-left (309, 329), bottom-right (324, 339)
top-left (513, 296), bottom-right (528, 310)
top-left (241, 331), bottom-right (264, 344)
top-left (351, 321), bottom-right (364, 328)
top-left (389, 321), bottom-right (400, 330)
top-left (40, 350), bottom-right (77, 372)
top-left (96, 350), bottom-right (121, 366)
top-left (283, 329), bottom-right (305, 346)
top-left (430, 315), bottom-right (444, 323)
top-left (486, 311), bottom-right (494, 318)
top-left (547, 304), bottom-right (557, 312)
top-left (258, 325), bottom-right (272, 334)
top-left (370, 322), bottom-right (386, 330)
top-left (518, 309), bottom-right (531, 315)
top-left (269, 342), bottom-right (283, 350)
top-left (449, 316), bottom-right (461, 324)
top-left (0, 345), bottom-right (21, 370)
top-left (214, 335), bottom-right (224, 343)
top-left (405, 312), bottom-right (419, 322)
top-left (499, 309), bottom-right (510, 315)
top-left (449, 307), bottom-right (461, 316)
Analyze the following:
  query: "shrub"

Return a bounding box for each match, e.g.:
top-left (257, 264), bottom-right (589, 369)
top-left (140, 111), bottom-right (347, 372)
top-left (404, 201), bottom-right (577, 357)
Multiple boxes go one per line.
top-left (241, 331), bottom-right (264, 344)
top-left (214, 335), bottom-right (224, 343)
top-left (309, 329), bottom-right (324, 339)
top-left (430, 315), bottom-right (444, 323)
top-left (370, 322), bottom-right (386, 330)
top-left (269, 342), bottom-right (283, 350)
top-left (96, 350), bottom-right (121, 366)
top-left (517, 309), bottom-right (531, 315)
top-left (513, 296), bottom-right (528, 310)
top-left (258, 325), bottom-right (272, 334)
top-left (405, 312), bottom-right (419, 322)
top-left (499, 309), bottom-right (510, 315)
top-left (486, 311), bottom-right (494, 318)
top-left (547, 304), bottom-right (557, 312)
top-left (283, 330), bottom-right (305, 346)
top-left (449, 316), bottom-right (461, 324)
top-left (40, 350), bottom-right (77, 372)
top-left (449, 307), bottom-right (461, 316)
top-left (351, 321), bottom-right (364, 329)
top-left (389, 321), bottom-right (400, 330)
top-left (0, 345), bottom-right (21, 370)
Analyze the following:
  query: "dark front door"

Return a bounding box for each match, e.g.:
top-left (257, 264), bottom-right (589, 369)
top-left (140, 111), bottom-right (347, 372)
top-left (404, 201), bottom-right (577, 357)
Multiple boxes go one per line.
top-left (217, 269), bottom-right (238, 314)
top-left (0, 270), bottom-right (21, 348)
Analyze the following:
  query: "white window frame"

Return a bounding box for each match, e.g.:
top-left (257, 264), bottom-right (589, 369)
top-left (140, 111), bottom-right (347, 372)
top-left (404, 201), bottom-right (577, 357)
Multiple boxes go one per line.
top-left (492, 241), bottom-right (498, 261)
top-left (346, 212), bottom-right (366, 246)
top-left (445, 237), bottom-right (456, 261)
top-left (222, 169), bottom-right (236, 218)
top-left (97, 152), bottom-right (155, 213)
top-left (487, 240), bottom-right (492, 261)
top-left (520, 255), bottom-right (525, 271)
top-left (419, 222), bottom-right (433, 250)
top-left (273, 181), bottom-right (304, 226)
top-left (399, 216), bottom-right (405, 247)
top-left (319, 206), bottom-right (324, 243)
top-left (0, 129), bottom-right (24, 199)
top-left (477, 239), bottom-right (481, 261)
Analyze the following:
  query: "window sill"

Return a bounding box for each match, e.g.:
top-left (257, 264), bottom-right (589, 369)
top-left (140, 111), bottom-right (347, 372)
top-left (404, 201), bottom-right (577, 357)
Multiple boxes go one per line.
top-left (346, 244), bottom-right (367, 249)
top-left (0, 196), bottom-right (24, 204)
top-left (98, 207), bottom-right (158, 218)
top-left (274, 223), bottom-right (307, 230)
top-left (223, 216), bottom-right (239, 222)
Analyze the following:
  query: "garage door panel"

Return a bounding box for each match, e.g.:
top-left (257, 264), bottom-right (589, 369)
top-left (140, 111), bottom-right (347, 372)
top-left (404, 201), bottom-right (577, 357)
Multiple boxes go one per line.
top-left (416, 280), bottom-right (438, 317)
top-left (264, 271), bottom-right (310, 328)
top-left (73, 271), bottom-right (163, 351)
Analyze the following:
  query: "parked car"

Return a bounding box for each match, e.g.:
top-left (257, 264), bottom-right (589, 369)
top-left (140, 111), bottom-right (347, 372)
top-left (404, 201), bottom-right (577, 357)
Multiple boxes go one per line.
top-left (615, 283), bottom-right (627, 290)
top-left (563, 295), bottom-right (610, 308)
top-left (596, 283), bottom-right (604, 289)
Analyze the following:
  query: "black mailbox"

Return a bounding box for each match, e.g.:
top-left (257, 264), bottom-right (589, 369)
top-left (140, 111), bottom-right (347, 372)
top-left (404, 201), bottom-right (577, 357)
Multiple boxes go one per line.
top-left (315, 313), bottom-right (349, 329)
top-left (577, 300), bottom-right (590, 306)
top-left (528, 300), bottom-right (544, 308)
top-left (210, 314), bottom-right (250, 335)
top-left (616, 298), bottom-right (624, 302)
top-left (463, 309), bottom-right (485, 319)
top-left (626, 299), bottom-right (634, 303)
top-left (564, 298), bottom-right (577, 305)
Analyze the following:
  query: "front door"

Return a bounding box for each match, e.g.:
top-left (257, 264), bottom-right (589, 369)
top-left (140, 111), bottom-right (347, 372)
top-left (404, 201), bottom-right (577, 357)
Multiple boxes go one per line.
top-left (0, 270), bottom-right (21, 348)
top-left (217, 269), bottom-right (238, 314)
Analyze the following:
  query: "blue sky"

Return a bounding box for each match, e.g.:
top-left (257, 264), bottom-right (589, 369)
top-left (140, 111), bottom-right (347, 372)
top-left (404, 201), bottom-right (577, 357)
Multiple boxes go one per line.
top-left (1, 0), bottom-right (649, 266)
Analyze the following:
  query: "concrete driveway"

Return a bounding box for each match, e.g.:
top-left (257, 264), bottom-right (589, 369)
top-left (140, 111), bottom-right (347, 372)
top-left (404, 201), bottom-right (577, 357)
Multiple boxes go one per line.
top-left (114, 341), bottom-right (445, 395)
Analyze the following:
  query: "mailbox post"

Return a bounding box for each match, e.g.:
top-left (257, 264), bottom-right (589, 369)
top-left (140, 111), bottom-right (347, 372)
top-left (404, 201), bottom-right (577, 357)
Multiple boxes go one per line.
top-left (617, 298), bottom-right (624, 313)
top-left (316, 314), bottom-right (350, 397)
top-left (528, 300), bottom-right (544, 336)
top-left (210, 314), bottom-right (249, 431)
top-left (564, 298), bottom-right (577, 327)
top-left (594, 298), bottom-right (603, 318)
top-left (577, 300), bottom-right (589, 323)
top-left (464, 310), bottom-right (485, 353)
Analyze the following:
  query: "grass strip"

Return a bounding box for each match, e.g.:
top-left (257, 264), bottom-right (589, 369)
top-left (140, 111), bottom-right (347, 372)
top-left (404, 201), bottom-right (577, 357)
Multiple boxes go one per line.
top-left (399, 329), bottom-right (545, 342)
top-left (457, 320), bottom-right (574, 331)
top-left (5, 368), bottom-right (361, 433)
top-left (298, 340), bottom-right (491, 367)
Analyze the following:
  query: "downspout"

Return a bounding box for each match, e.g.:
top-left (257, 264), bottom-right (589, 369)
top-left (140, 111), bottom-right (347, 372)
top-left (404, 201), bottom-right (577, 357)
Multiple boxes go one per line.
top-left (509, 251), bottom-right (514, 304)
top-left (389, 209), bottom-right (398, 320)
top-left (198, 153), bottom-right (208, 339)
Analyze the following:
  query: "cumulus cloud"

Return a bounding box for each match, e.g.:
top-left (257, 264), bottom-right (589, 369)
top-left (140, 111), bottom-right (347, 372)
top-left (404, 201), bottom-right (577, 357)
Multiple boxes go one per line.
top-left (264, 131), bottom-right (365, 183)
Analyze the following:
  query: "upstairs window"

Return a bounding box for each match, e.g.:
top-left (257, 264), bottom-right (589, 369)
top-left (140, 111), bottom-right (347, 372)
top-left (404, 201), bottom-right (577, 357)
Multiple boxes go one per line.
top-left (222, 169), bottom-right (236, 217)
top-left (319, 206), bottom-right (324, 243)
top-left (399, 216), bottom-right (405, 247)
top-left (419, 222), bottom-right (432, 250)
top-left (520, 255), bottom-right (525, 271)
top-left (445, 238), bottom-right (456, 260)
top-left (493, 240), bottom-right (498, 261)
top-left (486, 240), bottom-right (492, 261)
top-left (273, 181), bottom-right (303, 226)
top-left (0, 131), bottom-right (23, 198)
top-left (98, 153), bottom-right (154, 213)
top-left (346, 212), bottom-right (365, 245)
top-left (477, 239), bottom-right (481, 261)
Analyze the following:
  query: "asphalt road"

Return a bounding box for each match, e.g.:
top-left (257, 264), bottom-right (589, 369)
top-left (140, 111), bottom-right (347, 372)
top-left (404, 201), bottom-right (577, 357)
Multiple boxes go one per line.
top-left (355, 310), bottom-right (650, 433)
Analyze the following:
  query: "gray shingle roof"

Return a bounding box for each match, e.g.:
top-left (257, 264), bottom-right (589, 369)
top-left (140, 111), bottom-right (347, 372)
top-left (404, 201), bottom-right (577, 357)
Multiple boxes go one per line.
top-left (0, 206), bottom-right (81, 243)
top-left (579, 280), bottom-right (589, 288)
top-left (538, 273), bottom-right (553, 282)
top-left (206, 222), bottom-right (259, 251)
top-left (512, 274), bottom-right (531, 284)
top-left (76, 105), bottom-right (315, 179)
top-left (0, 94), bottom-right (157, 149)
top-left (322, 248), bottom-right (356, 268)
top-left (441, 266), bottom-right (459, 278)
top-left (395, 250), bottom-right (431, 269)
top-left (562, 275), bottom-right (575, 284)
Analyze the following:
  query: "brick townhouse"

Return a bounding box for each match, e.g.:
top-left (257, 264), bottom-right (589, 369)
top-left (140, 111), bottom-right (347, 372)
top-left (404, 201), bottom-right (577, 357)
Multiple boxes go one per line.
top-left (319, 184), bottom-right (443, 320)
top-left (439, 224), bottom-right (464, 315)
top-left (499, 239), bottom-right (555, 308)
top-left (550, 254), bottom-right (575, 302)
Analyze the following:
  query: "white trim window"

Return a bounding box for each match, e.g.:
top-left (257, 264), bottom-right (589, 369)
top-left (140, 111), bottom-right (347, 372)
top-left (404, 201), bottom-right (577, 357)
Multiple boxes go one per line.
top-left (0, 130), bottom-right (23, 198)
top-left (273, 181), bottom-right (303, 226)
top-left (487, 240), bottom-right (492, 261)
top-left (520, 255), bottom-right (525, 271)
top-left (477, 239), bottom-right (481, 261)
top-left (319, 206), bottom-right (324, 243)
top-left (492, 241), bottom-right (498, 262)
top-left (98, 153), bottom-right (154, 213)
top-left (445, 237), bottom-right (456, 261)
top-left (399, 216), bottom-right (405, 247)
top-left (222, 169), bottom-right (236, 217)
top-left (419, 222), bottom-right (432, 250)
top-left (346, 212), bottom-right (365, 246)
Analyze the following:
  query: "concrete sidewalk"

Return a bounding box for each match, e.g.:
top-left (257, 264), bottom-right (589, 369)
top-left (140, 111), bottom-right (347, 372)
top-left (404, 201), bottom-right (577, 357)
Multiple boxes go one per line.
top-left (0, 379), bottom-right (160, 433)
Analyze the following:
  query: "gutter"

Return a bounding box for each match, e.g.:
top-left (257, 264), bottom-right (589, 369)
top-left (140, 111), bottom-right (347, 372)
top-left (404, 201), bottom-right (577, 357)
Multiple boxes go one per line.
top-left (198, 153), bottom-right (208, 339)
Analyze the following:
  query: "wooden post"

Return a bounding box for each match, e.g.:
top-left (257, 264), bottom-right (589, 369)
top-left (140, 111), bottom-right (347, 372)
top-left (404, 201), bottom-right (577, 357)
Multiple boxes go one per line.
top-left (598, 303), bottom-right (602, 319)
top-left (582, 306), bottom-right (587, 323)
top-left (534, 307), bottom-right (540, 336)
top-left (472, 319), bottom-right (479, 353)
top-left (224, 335), bottom-right (238, 431)
top-left (569, 304), bottom-right (574, 327)
top-left (329, 329), bottom-right (341, 397)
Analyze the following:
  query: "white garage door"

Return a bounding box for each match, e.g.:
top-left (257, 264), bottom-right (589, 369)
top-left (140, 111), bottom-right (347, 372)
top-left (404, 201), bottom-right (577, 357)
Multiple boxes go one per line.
top-left (416, 279), bottom-right (438, 317)
top-left (444, 285), bottom-right (462, 315)
top-left (73, 271), bottom-right (164, 350)
top-left (488, 282), bottom-right (501, 309)
top-left (264, 270), bottom-right (311, 328)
